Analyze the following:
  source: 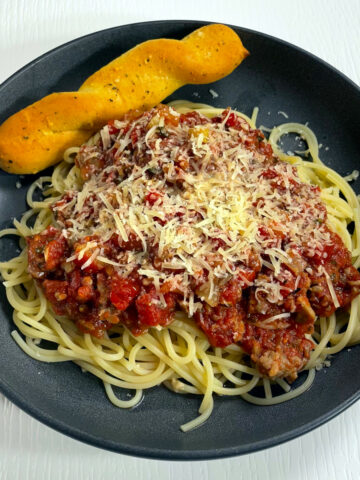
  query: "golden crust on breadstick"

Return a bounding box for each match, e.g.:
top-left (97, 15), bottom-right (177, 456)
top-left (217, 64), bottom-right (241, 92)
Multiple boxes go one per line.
top-left (0, 24), bottom-right (249, 174)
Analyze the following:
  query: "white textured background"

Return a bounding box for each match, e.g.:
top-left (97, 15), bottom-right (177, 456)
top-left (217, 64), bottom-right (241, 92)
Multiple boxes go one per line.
top-left (0, 1), bottom-right (360, 478)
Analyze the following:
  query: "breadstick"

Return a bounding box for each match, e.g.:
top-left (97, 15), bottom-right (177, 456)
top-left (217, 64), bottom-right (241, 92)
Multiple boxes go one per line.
top-left (0, 24), bottom-right (248, 174)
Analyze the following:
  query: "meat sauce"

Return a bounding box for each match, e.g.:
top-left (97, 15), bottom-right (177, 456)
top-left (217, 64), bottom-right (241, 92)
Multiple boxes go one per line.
top-left (26, 105), bottom-right (360, 381)
top-left (27, 230), bottom-right (176, 337)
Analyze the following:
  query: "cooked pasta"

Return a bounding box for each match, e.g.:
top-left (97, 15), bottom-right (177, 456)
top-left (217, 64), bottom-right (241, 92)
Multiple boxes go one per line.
top-left (1, 101), bottom-right (359, 431)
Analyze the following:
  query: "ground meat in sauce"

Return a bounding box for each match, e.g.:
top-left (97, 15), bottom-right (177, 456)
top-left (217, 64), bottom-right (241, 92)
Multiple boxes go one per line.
top-left (26, 104), bottom-right (360, 381)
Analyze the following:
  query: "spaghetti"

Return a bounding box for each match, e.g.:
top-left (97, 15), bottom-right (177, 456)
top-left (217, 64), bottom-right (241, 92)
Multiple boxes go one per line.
top-left (1, 101), bottom-right (359, 432)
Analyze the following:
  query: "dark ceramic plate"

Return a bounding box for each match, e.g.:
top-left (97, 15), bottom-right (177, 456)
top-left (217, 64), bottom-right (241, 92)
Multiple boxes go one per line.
top-left (0, 20), bottom-right (359, 460)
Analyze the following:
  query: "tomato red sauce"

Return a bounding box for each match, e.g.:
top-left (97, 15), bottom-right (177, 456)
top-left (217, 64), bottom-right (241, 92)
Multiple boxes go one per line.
top-left (27, 229), bottom-right (175, 338)
top-left (26, 105), bottom-right (360, 380)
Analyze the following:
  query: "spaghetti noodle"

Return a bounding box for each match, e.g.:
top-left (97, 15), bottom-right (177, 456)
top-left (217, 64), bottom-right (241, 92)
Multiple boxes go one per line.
top-left (1, 101), bottom-right (359, 431)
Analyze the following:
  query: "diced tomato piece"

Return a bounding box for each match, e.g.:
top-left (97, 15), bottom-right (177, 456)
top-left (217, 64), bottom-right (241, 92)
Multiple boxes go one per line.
top-left (224, 112), bottom-right (247, 130)
top-left (260, 168), bottom-right (279, 180)
top-left (145, 191), bottom-right (163, 206)
top-left (110, 276), bottom-right (141, 311)
top-left (136, 288), bottom-right (175, 327)
top-left (180, 111), bottom-right (208, 127)
top-left (44, 237), bottom-right (67, 270)
top-left (107, 120), bottom-right (120, 136)
top-left (211, 109), bottom-right (248, 130)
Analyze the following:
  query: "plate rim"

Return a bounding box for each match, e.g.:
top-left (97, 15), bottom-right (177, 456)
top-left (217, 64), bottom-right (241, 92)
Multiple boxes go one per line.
top-left (1, 19), bottom-right (359, 95)
top-left (0, 19), bottom-right (359, 460)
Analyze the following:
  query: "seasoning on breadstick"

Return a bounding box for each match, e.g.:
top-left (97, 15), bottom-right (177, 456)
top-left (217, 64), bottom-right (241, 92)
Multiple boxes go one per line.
top-left (0, 24), bottom-right (249, 174)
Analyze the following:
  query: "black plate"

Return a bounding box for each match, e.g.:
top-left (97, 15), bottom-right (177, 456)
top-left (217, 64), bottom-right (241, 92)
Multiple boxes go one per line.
top-left (0, 20), bottom-right (359, 460)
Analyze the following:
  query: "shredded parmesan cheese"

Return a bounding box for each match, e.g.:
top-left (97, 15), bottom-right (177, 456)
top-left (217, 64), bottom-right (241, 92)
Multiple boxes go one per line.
top-left (52, 105), bottom-right (335, 315)
top-left (322, 266), bottom-right (340, 308)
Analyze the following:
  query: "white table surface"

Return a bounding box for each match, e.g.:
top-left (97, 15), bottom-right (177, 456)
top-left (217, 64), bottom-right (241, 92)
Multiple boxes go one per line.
top-left (1, 0), bottom-right (359, 478)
